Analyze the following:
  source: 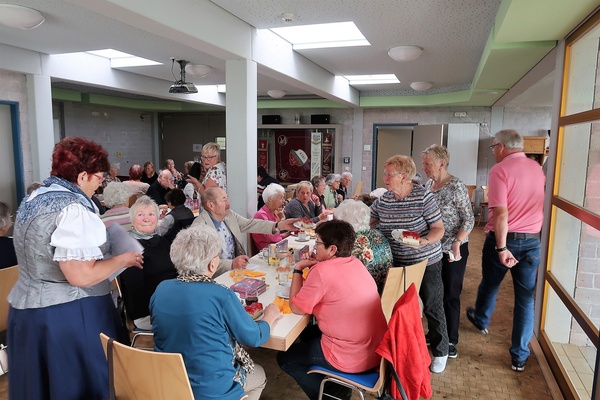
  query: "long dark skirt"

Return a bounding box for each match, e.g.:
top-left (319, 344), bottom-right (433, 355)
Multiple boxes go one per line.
top-left (7, 294), bottom-right (120, 400)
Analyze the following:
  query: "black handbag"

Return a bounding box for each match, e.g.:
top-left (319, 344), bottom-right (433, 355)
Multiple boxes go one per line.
top-left (378, 363), bottom-right (408, 400)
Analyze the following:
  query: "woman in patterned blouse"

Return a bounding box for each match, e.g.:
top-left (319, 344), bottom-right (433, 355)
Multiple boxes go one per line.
top-left (334, 199), bottom-right (393, 293)
top-left (187, 142), bottom-right (227, 195)
top-left (422, 144), bottom-right (474, 360)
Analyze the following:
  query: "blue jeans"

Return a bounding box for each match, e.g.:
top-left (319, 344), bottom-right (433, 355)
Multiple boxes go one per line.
top-left (473, 234), bottom-right (540, 362)
top-left (277, 325), bottom-right (351, 400)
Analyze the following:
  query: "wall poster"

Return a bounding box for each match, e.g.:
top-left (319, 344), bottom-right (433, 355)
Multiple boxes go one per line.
top-left (258, 139), bottom-right (268, 170)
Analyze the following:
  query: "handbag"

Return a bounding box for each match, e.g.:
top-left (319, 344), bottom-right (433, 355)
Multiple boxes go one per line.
top-left (0, 344), bottom-right (8, 376)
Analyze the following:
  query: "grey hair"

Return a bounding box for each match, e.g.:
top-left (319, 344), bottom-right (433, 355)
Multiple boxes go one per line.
top-left (170, 225), bottom-right (223, 275)
top-left (202, 142), bottom-right (221, 159)
top-left (158, 169), bottom-right (172, 179)
top-left (422, 144), bottom-right (450, 168)
top-left (295, 180), bottom-right (313, 193)
top-left (384, 155), bottom-right (416, 180)
top-left (109, 163), bottom-right (120, 173)
top-left (129, 195), bottom-right (159, 223)
top-left (333, 200), bottom-right (370, 232)
top-left (103, 182), bottom-right (131, 208)
top-left (0, 202), bottom-right (12, 230)
top-left (341, 172), bottom-right (352, 180)
top-left (262, 183), bottom-right (285, 203)
top-left (494, 129), bottom-right (524, 150)
top-left (325, 174), bottom-right (340, 185)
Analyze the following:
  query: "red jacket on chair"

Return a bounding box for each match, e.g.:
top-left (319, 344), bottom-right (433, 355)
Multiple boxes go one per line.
top-left (376, 284), bottom-right (432, 400)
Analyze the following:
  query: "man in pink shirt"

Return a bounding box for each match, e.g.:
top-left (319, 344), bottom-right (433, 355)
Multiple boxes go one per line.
top-left (466, 130), bottom-right (545, 373)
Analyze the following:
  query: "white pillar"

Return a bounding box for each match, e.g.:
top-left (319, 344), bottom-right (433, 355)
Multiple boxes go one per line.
top-left (226, 59), bottom-right (257, 217)
top-left (26, 74), bottom-right (53, 182)
top-left (351, 108), bottom-right (364, 193)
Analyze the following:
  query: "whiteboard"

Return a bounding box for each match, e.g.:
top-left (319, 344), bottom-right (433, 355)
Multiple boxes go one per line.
top-left (446, 124), bottom-right (479, 185)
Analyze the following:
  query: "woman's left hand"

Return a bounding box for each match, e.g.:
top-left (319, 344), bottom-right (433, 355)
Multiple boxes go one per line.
top-left (449, 241), bottom-right (461, 262)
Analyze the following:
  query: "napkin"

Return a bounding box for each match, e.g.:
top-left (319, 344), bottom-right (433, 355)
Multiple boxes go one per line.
top-left (273, 296), bottom-right (291, 314)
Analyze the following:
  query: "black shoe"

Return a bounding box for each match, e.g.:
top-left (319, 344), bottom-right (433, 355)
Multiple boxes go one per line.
top-left (425, 333), bottom-right (430, 346)
top-left (466, 307), bottom-right (489, 334)
top-left (512, 358), bottom-right (528, 372)
top-left (448, 343), bottom-right (458, 358)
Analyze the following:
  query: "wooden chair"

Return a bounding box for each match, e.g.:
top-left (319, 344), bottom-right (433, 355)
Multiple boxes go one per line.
top-left (353, 181), bottom-right (363, 197)
top-left (477, 185), bottom-right (489, 226)
top-left (0, 266), bottom-right (19, 331)
top-left (380, 259), bottom-right (428, 322)
top-left (466, 185), bottom-right (477, 211)
top-left (100, 333), bottom-right (194, 400)
top-left (247, 233), bottom-right (260, 257)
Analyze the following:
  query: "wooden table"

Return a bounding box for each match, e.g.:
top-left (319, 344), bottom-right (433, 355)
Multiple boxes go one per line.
top-left (215, 235), bottom-right (315, 351)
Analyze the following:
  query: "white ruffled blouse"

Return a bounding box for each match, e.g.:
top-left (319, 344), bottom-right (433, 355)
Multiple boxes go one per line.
top-left (50, 203), bottom-right (107, 261)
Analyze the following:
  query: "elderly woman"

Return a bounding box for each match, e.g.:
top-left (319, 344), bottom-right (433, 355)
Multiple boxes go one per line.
top-left (334, 199), bottom-right (393, 293)
top-left (0, 201), bottom-right (17, 269)
top-left (100, 181), bottom-right (133, 230)
top-left (278, 220), bottom-right (387, 400)
top-left (141, 161), bottom-right (158, 185)
top-left (157, 188), bottom-right (195, 241)
top-left (103, 162), bottom-right (121, 187)
top-left (323, 173), bottom-right (342, 209)
top-left (370, 154), bottom-right (449, 374)
top-left (284, 181), bottom-right (327, 223)
top-left (252, 183), bottom-right (288, 251)
top-left (120, 196), bottom-right (177, 330)
top-left (7, 137), bottom-right (143, 399)
top-left (422, 144), bottom-right (474, 359)
top-left (310, 175), bottom-right (327, 211)
top-left (122, 164), bottom-right (149, 197)
top-left (150, 224), bottom-right (281, 400)
top-left (187, 142), bottom-right (227, 195)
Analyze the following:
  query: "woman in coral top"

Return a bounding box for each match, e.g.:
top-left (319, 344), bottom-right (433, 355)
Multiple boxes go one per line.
top-left (277, 220), bottom-right (387, 400)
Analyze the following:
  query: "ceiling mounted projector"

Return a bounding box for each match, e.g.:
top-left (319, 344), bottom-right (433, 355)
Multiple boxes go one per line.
top-left (169, 59), bottom-right (198, 94)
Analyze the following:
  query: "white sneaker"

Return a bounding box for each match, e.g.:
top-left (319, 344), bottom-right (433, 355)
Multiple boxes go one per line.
top-left (430, 355), bottom-right (448, 374)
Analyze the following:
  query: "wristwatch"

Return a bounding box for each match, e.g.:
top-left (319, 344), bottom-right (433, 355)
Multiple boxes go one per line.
top-left (495, 246), bottom-right (508, 252)
top-left (293, 269), bottom-right (303, 275)
top-left (453, 238), bottom-right (464, 244)
top-left (273, 222), bottom-right (280, 234)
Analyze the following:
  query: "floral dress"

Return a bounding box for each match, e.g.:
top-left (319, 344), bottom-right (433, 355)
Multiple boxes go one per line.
top-left (352, 229), bottom-right (394, 293)
top-left (204, 162), bottom-right (227, 191)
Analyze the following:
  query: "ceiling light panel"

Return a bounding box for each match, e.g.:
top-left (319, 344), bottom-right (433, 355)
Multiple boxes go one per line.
top-left (270, 22), bottom-right (370, 50)
top-left (343, 74), bottom-right (399, 85)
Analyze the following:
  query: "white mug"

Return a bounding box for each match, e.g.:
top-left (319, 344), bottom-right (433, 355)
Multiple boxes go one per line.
top-left (279, 281), bottom-right (291, 297)
top-left (298, 231), bottom-right (308, 241)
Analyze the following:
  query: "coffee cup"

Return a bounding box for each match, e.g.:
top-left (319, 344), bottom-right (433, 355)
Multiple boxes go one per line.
top-left (279, 281), bottom-right (291, 297)
top-left (327, 214), bottom-right (333, 221)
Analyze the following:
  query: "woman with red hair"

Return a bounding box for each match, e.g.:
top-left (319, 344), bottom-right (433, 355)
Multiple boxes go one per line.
top-left (7, 137), bottom-right (144, 400)
top-left (123, 163), bottom-right (150, 197)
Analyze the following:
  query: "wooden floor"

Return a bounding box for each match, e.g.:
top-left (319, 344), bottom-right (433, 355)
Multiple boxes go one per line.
top-left (0, 226), bottom-right (562, 399)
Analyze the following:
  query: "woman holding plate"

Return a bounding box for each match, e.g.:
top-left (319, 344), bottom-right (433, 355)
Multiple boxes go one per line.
top-left (370, 154), bottom-right (449, 374)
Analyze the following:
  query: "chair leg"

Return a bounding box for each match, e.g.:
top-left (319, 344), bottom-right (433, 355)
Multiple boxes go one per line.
top-left (318, 377), bottom-right (365, 400)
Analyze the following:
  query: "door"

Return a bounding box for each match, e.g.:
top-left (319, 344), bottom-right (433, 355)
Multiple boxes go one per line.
top-left (375, 126), bottom-right (413, 189)
top-left (0, 104), bottom-right (17, 211)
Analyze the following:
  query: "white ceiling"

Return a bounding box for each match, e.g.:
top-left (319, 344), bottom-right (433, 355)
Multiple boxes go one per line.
top-left (0, 0), bottom-right (596, 108)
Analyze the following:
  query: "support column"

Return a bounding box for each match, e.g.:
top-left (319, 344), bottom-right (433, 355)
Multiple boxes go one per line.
top-left (351, 108), bottom-right (364, 195)
top-left (226, 59), bottom-right (257, 217)
top-left (26, 74), bottom-right (53, 182)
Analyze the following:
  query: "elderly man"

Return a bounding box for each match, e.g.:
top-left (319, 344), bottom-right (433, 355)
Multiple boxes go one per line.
top-left (193, 187), bottom-right (298, 277)
top-left (466, 130), bottom-right (545, 373)
top-left (147, 169), bottom-right (174, 205)
top-left (337, 172), bottom-right (353, 200)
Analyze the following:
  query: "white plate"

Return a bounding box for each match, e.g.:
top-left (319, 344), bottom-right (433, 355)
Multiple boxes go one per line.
top-left (294, 238), bottom-right (310, 242)
top-left (391, 229), bottom-right (422, 248)
top-left (276, 291), bottom-right (290, 299)
top-left (246, 263), bottom-right (259, 271)
top-left (294, 221), bottom-right (316, 230)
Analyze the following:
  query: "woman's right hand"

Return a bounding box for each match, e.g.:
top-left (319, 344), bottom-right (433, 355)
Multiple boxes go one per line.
top-left (263, 303), bottom-right (282, 325)
top-left (311, 194), bottom-right (320, 206)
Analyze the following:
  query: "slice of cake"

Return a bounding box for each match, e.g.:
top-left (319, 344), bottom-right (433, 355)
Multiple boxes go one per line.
top-left (401, 231), bottom-right (420, 246)
top-left (244, 302), bottom-right (264, 319)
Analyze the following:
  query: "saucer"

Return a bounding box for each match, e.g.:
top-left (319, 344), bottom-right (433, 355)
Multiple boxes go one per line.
top-left (295, 238), bottom-right (310, 242)
top-left (276, 291), bottom-right (290, 299)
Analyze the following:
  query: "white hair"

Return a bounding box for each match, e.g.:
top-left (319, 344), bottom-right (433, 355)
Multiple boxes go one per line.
top-left (0, 202), bottom-right (12, 230)
top-left (341, 172), bottom-right (352, 179)
top-left (129, 196), bottom-right (159, 223)
top-left (262, 183), bottom-right (285, 203)
top-left (333, 199), bottom-right (370, 232)
top-left (103, 182), bottom-right (131, 208)
top-left (370, 188), bottom-right (387, 198)
top-left (170, 225), bottom-right (223, 275)
top-left (325, 174), bottom-right (340, 185)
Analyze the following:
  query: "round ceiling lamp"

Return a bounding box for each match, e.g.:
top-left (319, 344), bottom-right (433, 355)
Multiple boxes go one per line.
top-left (0, 4), bottom-right (45, 29)
top-left (410, 81), bottom-right (433, 91)
top-left (185, 64), bottom-right (213, 78)
top-left (388, 45), bottom-right (423, 62)
top-left (267, 89), bottom-right (286, 99)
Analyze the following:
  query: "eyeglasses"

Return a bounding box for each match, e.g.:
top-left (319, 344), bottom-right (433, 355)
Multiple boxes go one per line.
top-left (314, 240), bottom-right (325, 247)
top-left (91, 172), bottom-right (105, 182)
top-left (201, 155), bottom-right (218, 160)
top-left (489, 143), bottom-right (501, 150)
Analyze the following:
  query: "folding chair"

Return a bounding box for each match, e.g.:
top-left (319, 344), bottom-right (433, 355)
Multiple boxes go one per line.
top-left (380, 259), bottom-right (428, 322)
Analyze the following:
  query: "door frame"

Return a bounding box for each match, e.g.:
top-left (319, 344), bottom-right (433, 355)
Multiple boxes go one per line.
top-left (0, 101), bottom-right (25, 203)
top-left (372, 123), bottom-right (416, 191)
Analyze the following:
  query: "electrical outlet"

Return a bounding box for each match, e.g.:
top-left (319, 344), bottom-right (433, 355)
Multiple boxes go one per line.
top-left (454, 112), bottom-right (467, 117)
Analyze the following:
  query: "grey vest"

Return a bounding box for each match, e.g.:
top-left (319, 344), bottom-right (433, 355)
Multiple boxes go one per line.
top-left (8, 189), bottom-right (110, 309)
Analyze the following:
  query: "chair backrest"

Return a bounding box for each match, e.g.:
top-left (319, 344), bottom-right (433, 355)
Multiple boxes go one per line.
top-left (353, 181), bottom-right (363, 196)
top-left (466, 185), bottom-right (477, 203)
top-left (481, 185), bottom-right (489, 203)
top-left (100, 333), bottom-right (194, 400)
top-left (247, 233), bottom-right (259, 257)
top-left (0, 266), bottom-right (18, 331)
top-left (380, 259), bottom-right (428, 322)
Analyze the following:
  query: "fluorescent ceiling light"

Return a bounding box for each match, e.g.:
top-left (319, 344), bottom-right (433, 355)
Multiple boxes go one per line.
top-left (343, 74), bottom-right (400, 85)
top-left (271, 22), bottom-right (370, 50)
top-left (86, 49), bottom-right (162, 68)
top-left (217, 85), bottom-right (227, 93)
